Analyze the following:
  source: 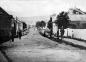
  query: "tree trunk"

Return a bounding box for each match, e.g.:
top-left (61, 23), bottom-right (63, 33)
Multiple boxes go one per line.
top-left (50, 29), bottom-right (52, 38)
top-left (61, 28), bottom-right (64, 40)
top-left (57, 29), bottom-right (59, 39)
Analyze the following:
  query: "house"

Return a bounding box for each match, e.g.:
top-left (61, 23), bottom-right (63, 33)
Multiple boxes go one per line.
top-left (51, 8), bottom-right (86, 40)
top-left (63, 8), bottom-right (86, 40)
top-left (68, 8), bottom-right (86, 29)
top-left (0, 7), bottom-right (14, 41)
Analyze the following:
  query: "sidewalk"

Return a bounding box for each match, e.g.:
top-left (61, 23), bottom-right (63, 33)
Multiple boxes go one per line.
top-left (63, 38), bottom-right (86, 48)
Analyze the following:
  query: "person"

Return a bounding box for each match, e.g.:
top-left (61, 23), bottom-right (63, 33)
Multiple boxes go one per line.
top-left (11, 27), bottom-right (15, 42)
top-left (18, 29), bottom-right (22, 39)
top-left (57, 30), bottom-right (59, 38)
top-left (60, 28), bottom-right (64, 40)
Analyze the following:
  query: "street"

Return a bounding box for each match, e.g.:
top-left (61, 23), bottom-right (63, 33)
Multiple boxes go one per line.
top-left (1, 27), bottom-right (86, 62)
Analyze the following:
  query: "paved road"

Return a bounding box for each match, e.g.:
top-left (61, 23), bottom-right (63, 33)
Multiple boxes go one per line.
top-left (1, 27), bottom-right (86, 62)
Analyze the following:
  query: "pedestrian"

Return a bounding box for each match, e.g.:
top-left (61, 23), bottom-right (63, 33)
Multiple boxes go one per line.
top-left (18, 30), bottom-right (22, 39)
top-left (11, 27), bottom-right (15, 42)
top-left (60, 28), bottom-right (64, 40)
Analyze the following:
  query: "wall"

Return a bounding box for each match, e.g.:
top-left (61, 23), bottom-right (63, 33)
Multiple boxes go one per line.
top-left (64, 28), bottom-right (86, 40)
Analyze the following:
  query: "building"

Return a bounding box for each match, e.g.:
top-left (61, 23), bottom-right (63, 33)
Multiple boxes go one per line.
top-left (0, 7), bottom-right (13, 41)
top-left (68, 8), bottom-right (86, 29)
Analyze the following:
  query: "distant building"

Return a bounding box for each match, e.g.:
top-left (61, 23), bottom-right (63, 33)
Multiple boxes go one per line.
top-left (68, 8), bottom-right (86, 29)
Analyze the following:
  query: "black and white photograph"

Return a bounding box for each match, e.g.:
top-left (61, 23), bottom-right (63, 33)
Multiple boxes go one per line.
top-left (0, 0), bottom-right (86, 62)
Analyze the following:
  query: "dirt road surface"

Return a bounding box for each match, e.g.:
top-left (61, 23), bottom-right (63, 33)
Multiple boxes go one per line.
top-left (2, 27), bottom-right (86, 62)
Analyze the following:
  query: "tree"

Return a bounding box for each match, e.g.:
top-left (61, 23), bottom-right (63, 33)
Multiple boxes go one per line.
top-left (40, 21), bottom-right (46, 28)
top-left (36, 21), bottom-right (41, 28)
top-left (47, 17), bottom-right (53, 38)
top-left (55, 11), bottom-right (70, 39)
top-left (36, 21), bottom-right (46, 29)
top-left (22, 22), bottom-right (27, 30)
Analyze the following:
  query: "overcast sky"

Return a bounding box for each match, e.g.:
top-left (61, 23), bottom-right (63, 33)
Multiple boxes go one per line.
top-left (0, 0), bottom-right (86, 17)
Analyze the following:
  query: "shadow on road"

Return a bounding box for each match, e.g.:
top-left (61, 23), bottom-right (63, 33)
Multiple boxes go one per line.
top-left (0, 43), bottom-right (14, 62)
top-left (40, 32), bottom-right (86, 50)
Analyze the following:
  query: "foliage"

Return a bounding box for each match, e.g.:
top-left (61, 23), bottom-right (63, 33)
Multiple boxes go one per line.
top-left (22, 22), bottom-right (27, 29)
top-left (55, 11), bottom-right (70, 39)
top-left (40, 21), bottom-right (46, 28)
top-left (47, 17), bottom-right (53, 37)
top-left (36, 21), bottom-right (46, 28)
top-left (36, 21), bottom-right (41, 28)
top-left (55, 11), bottom-right (70, 29)
top-left (47, 17), bottom-right (53, 29)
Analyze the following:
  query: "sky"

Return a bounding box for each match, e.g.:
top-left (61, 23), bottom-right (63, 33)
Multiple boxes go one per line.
top-left (0, 0), bottom-right (86, 25)
top-left (0, 0), bottom-right (86, 17)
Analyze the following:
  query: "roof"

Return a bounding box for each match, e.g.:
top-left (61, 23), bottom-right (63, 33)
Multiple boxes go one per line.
top-left (0, 7), bottom-right (9, 16)
top-left (68, 14), bottom-right (86, 21)
top-left (68, 8), bottom-right (86, 21)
